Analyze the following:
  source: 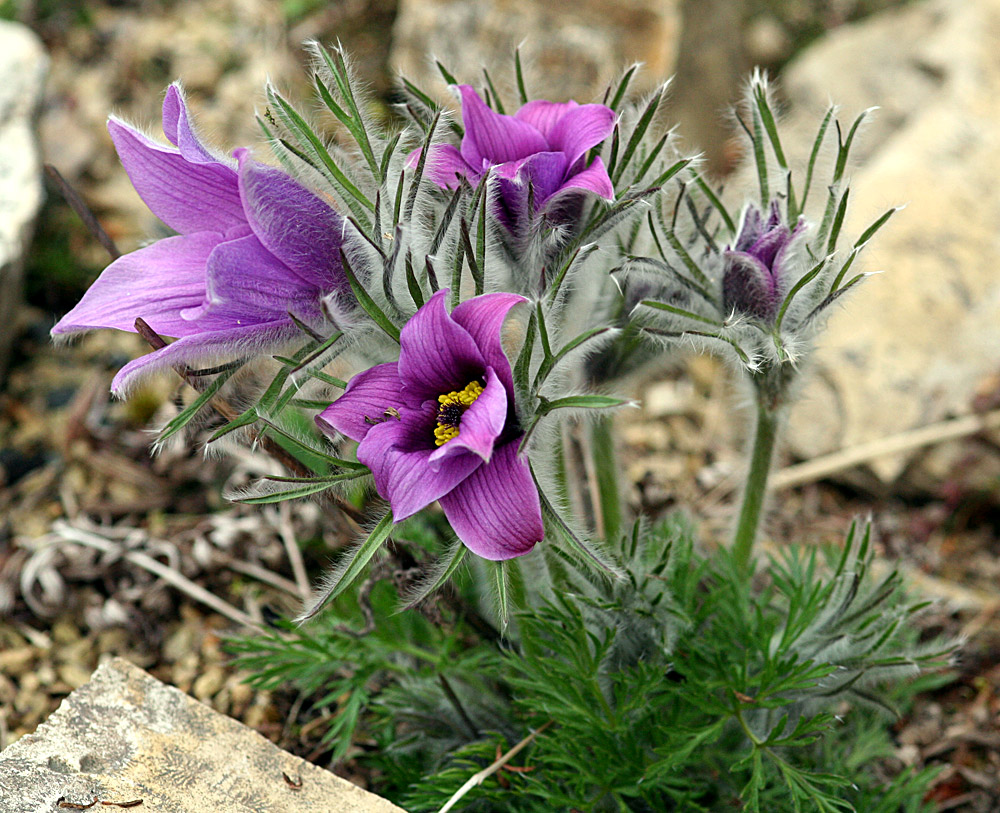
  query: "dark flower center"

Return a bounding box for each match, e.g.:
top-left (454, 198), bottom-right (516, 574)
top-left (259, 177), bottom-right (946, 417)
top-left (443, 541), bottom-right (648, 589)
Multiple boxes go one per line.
top-left (434, 380), bottom-right (484, 446)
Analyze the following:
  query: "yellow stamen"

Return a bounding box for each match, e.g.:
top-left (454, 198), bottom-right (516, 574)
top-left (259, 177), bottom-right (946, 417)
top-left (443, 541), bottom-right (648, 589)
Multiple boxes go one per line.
top-left (434, 424), bottom-right (460, 445)
top-left (434, 380), bottom-right (485, 446)
top-left (438, 380), bottom-right (484, 408)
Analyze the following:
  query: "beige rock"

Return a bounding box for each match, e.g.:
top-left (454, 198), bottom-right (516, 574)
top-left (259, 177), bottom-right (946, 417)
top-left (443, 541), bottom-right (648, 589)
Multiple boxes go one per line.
top-left (0, 657), bottom-right (404, 813)
top-left (779, 0), bottom-right (1000, 481)
top-left (391, 0), bottom-right (681, 103)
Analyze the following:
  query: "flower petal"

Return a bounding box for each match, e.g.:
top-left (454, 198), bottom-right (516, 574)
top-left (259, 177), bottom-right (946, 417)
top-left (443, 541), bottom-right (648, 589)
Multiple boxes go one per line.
top-left (186, 233), bottom-right (321, 327)
top-left (108, 117), bottom-right (245, 235)
top-left (546, 103), bottom-right (616, 168)
top-left (397, 289), bottom-right (486, 400)
top-left (235, 149), bottom-right (349, 294)
top-left (439, 439), bottom-right (543, 560)
top-left (412, 144), bottom-right (475, 190)
top-left (110, 321), bottom-right (293, 396)
top-left (316, 363), bottom-right (406, 443)
top-left (722, 251), bottom-right (779, 322)
top-left (458, 85), bottom-right (548, 168)
top-left (514, 99), bottom-right (579, 140)
top-left (51, 232), bottom-right (224, 339)
top-left (450, 292), bottom-right (526, 400)
top-left (548, 155), bottom-right (614, 202)
top-left (428, 366), bottom-right (506, 467)
top-left (517, 151), bottom-right (570, 205)
top-left (358, 401), bottom-right (483, 520)
top-left (161, 83), bottom-right (228, 166)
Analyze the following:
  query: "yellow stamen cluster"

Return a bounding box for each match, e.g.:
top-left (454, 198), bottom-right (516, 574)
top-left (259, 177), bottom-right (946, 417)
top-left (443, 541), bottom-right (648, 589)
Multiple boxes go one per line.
top-left (433, 380), bottom-right (484, 446)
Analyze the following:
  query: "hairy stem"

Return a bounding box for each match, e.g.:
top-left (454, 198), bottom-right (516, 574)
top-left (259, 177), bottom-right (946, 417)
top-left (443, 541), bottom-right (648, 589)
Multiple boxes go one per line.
top-left (732, 398), bottom-right (780, 576)
top-left (587, 416), bottom-right (623, 543)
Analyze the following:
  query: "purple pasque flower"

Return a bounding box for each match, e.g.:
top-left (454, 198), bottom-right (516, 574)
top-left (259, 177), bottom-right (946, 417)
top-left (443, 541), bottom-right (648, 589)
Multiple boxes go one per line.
top-left (412, 85), bottom-right (615, 220)
top-left (52, 83), bottom-right (350, 395)
top-left (316, 289), bottom-right (544, 560)
top-left (722, 201), bottom-right (803, 324)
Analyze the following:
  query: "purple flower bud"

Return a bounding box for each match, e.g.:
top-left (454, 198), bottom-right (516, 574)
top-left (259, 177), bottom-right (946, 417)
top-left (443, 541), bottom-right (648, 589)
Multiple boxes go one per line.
top-left (409, 85), bottom-right (615, 228)
top-left (722, 201), bottom-right (798, 324)
top-left (51, 83), bottom-right (351, 395)
top-left (316, 289), bottom-right (543, 561)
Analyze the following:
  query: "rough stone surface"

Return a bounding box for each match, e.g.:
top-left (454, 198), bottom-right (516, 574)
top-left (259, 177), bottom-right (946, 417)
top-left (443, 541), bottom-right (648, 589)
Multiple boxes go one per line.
top-left (0, 21), bottom-right (47, 379)
top-left (0, 658), bottom-right (405, 813)
top-left (391, 0), bottom-right (681, 103)
top-left (779, 0), bottom-right (1000, 481)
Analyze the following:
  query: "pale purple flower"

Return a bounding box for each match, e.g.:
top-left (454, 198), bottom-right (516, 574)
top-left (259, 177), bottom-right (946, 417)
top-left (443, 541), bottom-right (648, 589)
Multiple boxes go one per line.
top-left (411, 85), bottom-right (615, 222)
top-left (722, 202), bottom-right (802, 323)
top-left (316, 289), bottom-right (543, 560)
top-left (52, 83), bottom-right (350, 395)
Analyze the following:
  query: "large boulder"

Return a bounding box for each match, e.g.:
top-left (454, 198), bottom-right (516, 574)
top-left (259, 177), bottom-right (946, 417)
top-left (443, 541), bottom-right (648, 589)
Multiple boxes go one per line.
top-left (390, 0), bottom-right (682, 102)
top-left (0, 21), bottom-right (47, 379)
top-left (0, 658), bottom-right (405, 813)
top-left (779, 0), bottom-right (1000, 482)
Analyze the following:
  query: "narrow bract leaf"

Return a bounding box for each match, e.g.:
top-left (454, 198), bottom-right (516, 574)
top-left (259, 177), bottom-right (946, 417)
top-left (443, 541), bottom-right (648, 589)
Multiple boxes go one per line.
top-left (514, 48), bottom-right (529, 105)
top-left (399, 539), bottom-right (467, 609)
top-left (640, 299), bottom-right (722, 327)
top-left (297, 511), bottom-right (394, 622)
top-left (613, 86), bottom-right (664, 186)
top-left (340, 248), bottom-right (401, 342)
top-left (159, 364), bottom-right (242, 444)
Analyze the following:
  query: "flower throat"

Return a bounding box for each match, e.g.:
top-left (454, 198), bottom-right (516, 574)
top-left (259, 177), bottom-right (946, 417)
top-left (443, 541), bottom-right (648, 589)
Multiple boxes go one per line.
top-left (434, 380), bottom-right (484, 446)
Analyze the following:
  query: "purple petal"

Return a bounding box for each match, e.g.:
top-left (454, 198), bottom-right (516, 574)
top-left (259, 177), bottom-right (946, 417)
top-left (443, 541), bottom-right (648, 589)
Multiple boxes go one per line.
top-left (514, 99), bottom-right (579, 140)
top-left (458, 85), bottom-right (548, 168)
top-left (734, 206), bottom-right (765, 251)
top-left (516, 151), bottom-right (570, 205)
top-left (549, 156), bottom-right (614, 203)
top-left (358, 402), bottom-right (483, 520)
top-left (450, 292), bottom-right (526, 400)
top-left (316, 363), bottom-right (407, 443)
top-left (546, 104), bottom-right (616, 168)
top-left (51, 233), bottom-right (224, 339)
top-left (439, 439), bottom-right (543, 560)
top-left (428, 366), bottom-right (506, 467)
top-left (235, 149), bottom-right (349, 294)
top-left (397, 289), bottom-right (487, 400)
top-left (185, 233), bottom-right (321, 327)
top-left (722, 251), bottom-right (779, 322)
top-left (107, 117), bottom-right (245, 235)
top-left (161, 84), bottom-right (224, 166)
top-left (414, 144), bottom-right (475, 190)
top-left (110, 321), bottom-right (293, 396)
top-left (748, 226), bottom-right (791, 270)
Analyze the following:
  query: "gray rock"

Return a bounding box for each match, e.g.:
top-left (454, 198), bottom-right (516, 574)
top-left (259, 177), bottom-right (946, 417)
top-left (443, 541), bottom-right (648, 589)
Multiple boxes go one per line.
top-left (0, 21), bottom-right (47, 379)
top-left (0, 658), bottom-right (405, 813)
top-left (779, 0), bottom-right (1000, 482)
top-left (391, 0), bottom-right (681, 103)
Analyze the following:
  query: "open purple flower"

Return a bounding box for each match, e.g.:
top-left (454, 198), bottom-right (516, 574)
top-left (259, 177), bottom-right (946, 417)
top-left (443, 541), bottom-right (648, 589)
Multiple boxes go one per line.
top-left (412, 85), bottom-right (615, 222)
top-left (52, 83), bottom-right (350, 395)
top-left (316, 289), bottom-right (543, 560)
top-left (722, 201), bottom-right (803, 324)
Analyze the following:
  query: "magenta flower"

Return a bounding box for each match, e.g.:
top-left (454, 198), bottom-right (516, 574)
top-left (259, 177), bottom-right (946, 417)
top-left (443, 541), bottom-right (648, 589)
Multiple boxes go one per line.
top-left (52, 84), bottom-right (350, 395)
top-left (722, 202), bottom-right (803, 324)
top-left (316, 289), bottom-right (544, 560)
top-left (412, 85), bottom-right (615, 220)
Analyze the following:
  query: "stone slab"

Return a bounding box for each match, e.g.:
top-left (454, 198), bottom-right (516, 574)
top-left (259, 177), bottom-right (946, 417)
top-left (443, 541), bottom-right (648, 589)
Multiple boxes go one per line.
top-left (0, 658), bottom-right (405, 813)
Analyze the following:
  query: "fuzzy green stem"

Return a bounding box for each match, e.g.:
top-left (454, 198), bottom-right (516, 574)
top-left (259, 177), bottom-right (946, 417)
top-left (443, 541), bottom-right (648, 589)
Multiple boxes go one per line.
top-left (732, 400), bottom-right (780, 576)
top-left (588, 417), bottom-right (623, 543)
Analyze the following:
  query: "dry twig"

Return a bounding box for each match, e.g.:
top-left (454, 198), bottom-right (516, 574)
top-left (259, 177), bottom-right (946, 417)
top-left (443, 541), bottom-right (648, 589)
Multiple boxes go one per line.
top-left (437, 720), bottom-right (554, 813)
